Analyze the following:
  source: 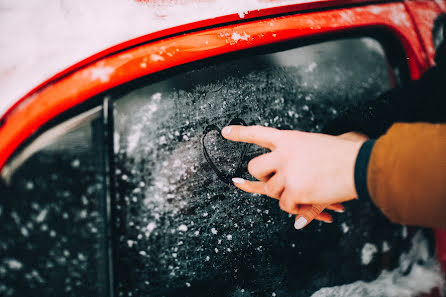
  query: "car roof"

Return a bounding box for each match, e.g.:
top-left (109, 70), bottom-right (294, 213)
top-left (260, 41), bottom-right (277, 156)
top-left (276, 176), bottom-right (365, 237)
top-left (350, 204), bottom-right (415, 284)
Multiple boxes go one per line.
top-left (0, 0), bottom-right (389, 118)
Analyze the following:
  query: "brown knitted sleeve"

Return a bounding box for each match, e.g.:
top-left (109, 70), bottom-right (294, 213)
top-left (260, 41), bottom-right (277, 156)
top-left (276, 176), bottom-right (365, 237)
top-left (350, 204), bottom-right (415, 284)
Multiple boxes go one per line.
top-left (368, 122), bottom-right (446, 228)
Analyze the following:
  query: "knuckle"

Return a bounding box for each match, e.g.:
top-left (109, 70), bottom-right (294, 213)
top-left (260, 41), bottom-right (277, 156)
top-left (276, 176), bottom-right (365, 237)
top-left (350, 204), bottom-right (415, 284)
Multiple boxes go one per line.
top-left (278, 199), bottom-right (288, 212)
top-left (232, 128), bottom-right (241, 140)
top-left (278, 198), bottom-right (292, 212)
top-left (247, 159), bottom-right (258, 175)
top-left (272, 186), bottom-right (283, 199)
top-left (264, 179), bottom-right (281, 197)
top-left (307, 205), bottom-right (324, 217)
top-left (264, 182), bottom-right (274, 195)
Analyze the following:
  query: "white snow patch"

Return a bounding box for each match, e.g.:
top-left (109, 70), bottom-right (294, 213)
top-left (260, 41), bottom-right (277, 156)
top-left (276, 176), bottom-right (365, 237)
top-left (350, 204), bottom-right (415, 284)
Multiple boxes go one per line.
top-left (35, 208), bottom-right (48, 223)
top-left (178, 224), bottom-right (188, 232)
top-left (435, 0), bottom-right (446, 10)
top-left (70, 159), bottom-right (80, 168)
top-left (369, 6), bottom-right (385, 15)
top-left (1, 0), bottom-right (312, 117)
top-left (127, 126), bottom-right (143, 153)
top-left (21, 227), bottom-right (29, 237)
top-left (238, 11), bottom-right (247, 18)
top-left (341, 222), bottom-right (349, 234)
top-left (305, 62), bottom-right (317, 72)
top-left (6, 259), bottom-right (23, 270)
top-left (211, 228), bottom-right (218, 235)
top-left (231, 32), bottom-right (250, 42)
top-left (390, 7), bottom-right (411, 27)
top-left (361, 242), bottom-right (377, 265)
top-left (114, 132), bottom-right (120, 153)
top-left (90, 66), bottom-right (114, 82)
top-left (150, 54), bottom-right (165, 62)
top-left (152, 92), bottom-right (162, 101)
top-left (402, 226), bottom-right (408, 239)
top-left (145, 221), bottom-right (156, 237)
top-left (311, 231), bottom-right (444, 297)
top-left (382, 241), bottom-right (391, 253)
top-left (26, 181), bottom-right (34, 190)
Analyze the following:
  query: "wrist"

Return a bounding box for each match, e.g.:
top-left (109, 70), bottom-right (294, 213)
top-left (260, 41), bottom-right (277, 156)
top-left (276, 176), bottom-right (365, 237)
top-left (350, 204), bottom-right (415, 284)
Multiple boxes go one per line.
top-left (354, 139), bottom-right (376, 201)
top-left (344, 139), bottom-right (367, 200)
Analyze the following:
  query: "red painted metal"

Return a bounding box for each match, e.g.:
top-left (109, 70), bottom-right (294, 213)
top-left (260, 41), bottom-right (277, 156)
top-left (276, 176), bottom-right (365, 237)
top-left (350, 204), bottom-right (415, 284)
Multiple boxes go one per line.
top-left (404, 0), bottom-right (444, 66)
top-left (0, 0), bottom-right (413, 121)
top-left (0, 2), bottom-right (428, 170)
top-left (434, 0), bottom-right (446, 12)
top-left (0, 0), bottom-right (399, 121)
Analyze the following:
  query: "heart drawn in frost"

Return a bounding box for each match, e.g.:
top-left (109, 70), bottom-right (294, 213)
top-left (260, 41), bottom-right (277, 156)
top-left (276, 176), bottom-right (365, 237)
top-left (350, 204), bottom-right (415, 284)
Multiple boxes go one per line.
top-left (202, 118), bottom-right (248, 184)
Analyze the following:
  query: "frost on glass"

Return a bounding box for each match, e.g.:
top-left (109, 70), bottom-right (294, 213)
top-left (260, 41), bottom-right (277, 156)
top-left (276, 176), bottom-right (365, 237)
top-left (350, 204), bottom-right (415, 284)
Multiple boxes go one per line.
top-left (113, 38), bottom-right (432, 296)
top-left (0, 116), bottom-right (107, 296)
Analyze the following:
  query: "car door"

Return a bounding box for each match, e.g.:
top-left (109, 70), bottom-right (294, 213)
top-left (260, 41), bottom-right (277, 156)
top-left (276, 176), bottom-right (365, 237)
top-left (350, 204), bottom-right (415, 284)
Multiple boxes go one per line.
top-left (0, 1), bottom-right (443, 297)
top-left (0, 106), bottom-right (110, 296)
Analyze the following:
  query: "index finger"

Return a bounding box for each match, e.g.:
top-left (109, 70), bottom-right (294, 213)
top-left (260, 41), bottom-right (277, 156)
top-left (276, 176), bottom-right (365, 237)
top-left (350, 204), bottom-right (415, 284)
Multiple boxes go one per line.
top-left (221, 125), bottom-right (279, 149)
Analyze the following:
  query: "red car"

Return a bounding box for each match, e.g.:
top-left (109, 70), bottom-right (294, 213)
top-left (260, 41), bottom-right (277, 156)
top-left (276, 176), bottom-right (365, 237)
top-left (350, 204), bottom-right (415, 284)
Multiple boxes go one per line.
top-left (1, 1), bottom-right (445, 296)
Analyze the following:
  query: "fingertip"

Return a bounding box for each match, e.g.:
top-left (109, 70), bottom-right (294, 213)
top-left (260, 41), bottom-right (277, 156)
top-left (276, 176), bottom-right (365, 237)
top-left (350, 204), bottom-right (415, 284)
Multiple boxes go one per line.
top-left (221, 126), bottom-right (232, 138)
top-left (232, 177), bottom-right (245, 185)
top-left (327, 203), bottom-right (345, 213)
top-left (294, 216), bottom-right (308, 230)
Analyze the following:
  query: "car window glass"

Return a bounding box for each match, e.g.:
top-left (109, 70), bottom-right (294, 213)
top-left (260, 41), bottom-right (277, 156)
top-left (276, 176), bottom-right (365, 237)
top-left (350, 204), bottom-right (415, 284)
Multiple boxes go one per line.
top-left (112, 37), bottom-right (423, 296)
top-left (0, 108), bottom-right (108, 297)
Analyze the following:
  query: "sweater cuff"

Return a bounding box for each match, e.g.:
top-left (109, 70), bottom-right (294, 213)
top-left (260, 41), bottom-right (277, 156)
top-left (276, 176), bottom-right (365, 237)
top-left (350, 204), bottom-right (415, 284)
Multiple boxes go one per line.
top-left (354, 139), bottom-right (376, 201)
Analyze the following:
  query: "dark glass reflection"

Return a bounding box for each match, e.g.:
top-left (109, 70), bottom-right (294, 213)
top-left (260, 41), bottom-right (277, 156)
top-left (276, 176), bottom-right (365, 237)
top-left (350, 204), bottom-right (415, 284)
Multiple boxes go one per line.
top-left (0, 111), bottom-right (108, 297)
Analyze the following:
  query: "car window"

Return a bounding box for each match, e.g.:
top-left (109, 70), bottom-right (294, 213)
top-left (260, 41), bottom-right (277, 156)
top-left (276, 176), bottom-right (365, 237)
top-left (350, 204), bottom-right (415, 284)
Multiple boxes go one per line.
top-left (112, 37), bottom-right (422, 296)
top-left (0, 107), bottom-right (109, 297)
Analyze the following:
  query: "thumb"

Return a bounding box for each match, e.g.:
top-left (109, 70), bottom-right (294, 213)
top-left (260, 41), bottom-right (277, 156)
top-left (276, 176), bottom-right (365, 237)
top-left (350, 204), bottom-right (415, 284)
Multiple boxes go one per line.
top-left (294, 204), bottom-right (330, 229)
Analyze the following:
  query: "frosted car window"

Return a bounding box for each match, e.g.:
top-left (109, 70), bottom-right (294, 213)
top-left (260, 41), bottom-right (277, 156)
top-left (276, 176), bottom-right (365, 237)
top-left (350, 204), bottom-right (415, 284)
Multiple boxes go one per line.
top-left (113, 38), bottom-right (429, 296)
top-left (0, 108), bottom-right (108, 297)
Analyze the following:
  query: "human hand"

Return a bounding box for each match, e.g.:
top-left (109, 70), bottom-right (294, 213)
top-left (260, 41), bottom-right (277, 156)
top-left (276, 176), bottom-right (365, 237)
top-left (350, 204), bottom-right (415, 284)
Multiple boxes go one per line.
top-left (338, 131), bottom-right (369, 142)
top-left (222, 125), bottom-right (366, 229)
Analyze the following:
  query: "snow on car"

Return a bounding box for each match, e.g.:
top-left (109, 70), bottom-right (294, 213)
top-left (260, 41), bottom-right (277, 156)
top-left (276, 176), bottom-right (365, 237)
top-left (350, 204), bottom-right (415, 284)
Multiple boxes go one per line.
top-left (1, 1), bottom-right (445, 296)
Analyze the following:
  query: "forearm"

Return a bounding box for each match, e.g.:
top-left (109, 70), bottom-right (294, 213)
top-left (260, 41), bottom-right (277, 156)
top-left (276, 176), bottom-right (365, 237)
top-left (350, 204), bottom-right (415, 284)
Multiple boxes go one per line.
top-left (355, 123), bottom-right (446, 228)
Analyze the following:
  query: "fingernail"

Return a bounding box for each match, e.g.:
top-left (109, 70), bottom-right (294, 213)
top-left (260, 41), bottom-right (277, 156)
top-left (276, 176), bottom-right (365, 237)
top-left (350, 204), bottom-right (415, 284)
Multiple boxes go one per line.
top-left (334, 209), bottom-right (345, 213)
top-left (222, 126), bottom-right (232, 137)
top-left (294, 217), bottom-right (308, 230)
top-left (232, 177), bottom-right (245, 184)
